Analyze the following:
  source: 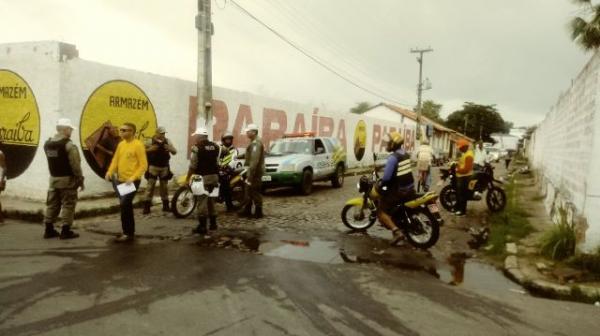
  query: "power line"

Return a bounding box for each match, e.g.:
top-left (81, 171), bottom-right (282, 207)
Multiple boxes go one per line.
top-left (228, 0), bottom-right (412, 107)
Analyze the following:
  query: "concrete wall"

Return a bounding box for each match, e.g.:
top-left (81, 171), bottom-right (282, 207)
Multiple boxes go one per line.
top-left (1, 41), bottom-right (425, 200)
top-left (527, 50), bottom-right (600, 251)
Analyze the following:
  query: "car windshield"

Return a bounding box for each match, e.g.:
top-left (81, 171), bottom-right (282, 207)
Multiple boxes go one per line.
top-left (269, 139), bottom-right (312, 155)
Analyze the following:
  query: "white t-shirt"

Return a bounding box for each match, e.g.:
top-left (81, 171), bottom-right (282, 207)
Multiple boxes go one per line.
top-left (474, 147), bottom-right (486, 166)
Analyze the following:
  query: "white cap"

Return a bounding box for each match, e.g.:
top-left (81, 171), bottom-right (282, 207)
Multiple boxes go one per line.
top-left (57, 118), bottom-right (76, 130)
top-left (191, 127), bottom-right (208, 136)
top-left (245, 124), bottom-right (259, 132)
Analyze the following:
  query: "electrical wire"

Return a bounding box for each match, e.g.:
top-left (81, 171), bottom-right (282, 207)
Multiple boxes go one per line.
top-left (229, 0), bottom-right (412, 107)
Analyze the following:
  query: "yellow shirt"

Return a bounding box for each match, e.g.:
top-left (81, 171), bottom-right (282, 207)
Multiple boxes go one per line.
top-left (106, 139), bottom-right (148, 182)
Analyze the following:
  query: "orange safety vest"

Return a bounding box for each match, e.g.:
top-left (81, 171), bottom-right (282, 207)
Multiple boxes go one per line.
top-left (457, 149), bottom-right (474, 177)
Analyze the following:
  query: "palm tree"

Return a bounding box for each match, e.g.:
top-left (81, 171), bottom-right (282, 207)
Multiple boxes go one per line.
top-left (571, 0), bottom-right (600, 51)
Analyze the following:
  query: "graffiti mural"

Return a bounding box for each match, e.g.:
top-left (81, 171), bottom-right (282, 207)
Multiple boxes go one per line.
top-left (80, 80), bottom-right (157, 177)
top-left (0, 69), bottom-right (40, 179)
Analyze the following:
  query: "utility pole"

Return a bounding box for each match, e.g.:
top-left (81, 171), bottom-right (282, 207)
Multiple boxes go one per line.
top-left (196, 0), bottom-right (213, 137)
top-left (464, 116), bottom-right (468, 137)
top-left (411, 47), bottom-right (433, 140)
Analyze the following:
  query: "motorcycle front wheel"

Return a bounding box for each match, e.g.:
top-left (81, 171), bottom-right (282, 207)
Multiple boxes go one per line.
top-left (171, 186), bottom-right (197, 219)
top-left (486, 186), bottom-right (507, 212)
top-left (230, 181), bottom-right (245, 209)
top-left (403, 208), bottom-right (440, 249)
top-left (439, 185), bottom-right (457, 212)
top-left (341, 204), bottom-right (376, 231)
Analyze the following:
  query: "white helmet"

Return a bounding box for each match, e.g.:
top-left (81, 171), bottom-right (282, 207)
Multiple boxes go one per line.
top-left (245, 124), bottom-right (259, 132)
top-left (192, 127), bottom-right (208, 136)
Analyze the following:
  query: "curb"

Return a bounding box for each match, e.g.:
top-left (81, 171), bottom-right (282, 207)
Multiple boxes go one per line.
top-left (3, 199), bottom-right (147, 223)
top-left (503, 249), bottom-right (600, 304)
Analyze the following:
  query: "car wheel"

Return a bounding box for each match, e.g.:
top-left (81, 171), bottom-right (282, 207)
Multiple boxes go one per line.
top-left (331, 164), bottom-right (344, 188)
top-left (298, 169), bottom-right (313, 195)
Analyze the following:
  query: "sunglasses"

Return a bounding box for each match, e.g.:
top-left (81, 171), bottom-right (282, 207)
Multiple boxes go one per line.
top-left (119, 128), bottom-right (133, 133)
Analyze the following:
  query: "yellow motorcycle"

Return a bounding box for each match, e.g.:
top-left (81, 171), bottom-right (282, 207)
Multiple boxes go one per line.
top-left (171, 168), bottom-right (246, 218)
top-left (341, 162), bottom-right (442, 249)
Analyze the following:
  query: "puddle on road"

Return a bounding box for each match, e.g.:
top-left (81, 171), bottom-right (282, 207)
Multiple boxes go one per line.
top-left (436, 253), bottom-right (526, 295)
top-left (259, 239), bottom-right (343, 264)
top-left (198, 231), bottom-right (527, 295)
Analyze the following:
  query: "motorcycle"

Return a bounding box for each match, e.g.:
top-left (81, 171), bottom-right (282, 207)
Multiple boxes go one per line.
top-left (438, 161), bottom-right (506, 213)
top-left (171, 167), bottom-right (246, 219)
top-left (340, 158), bottom-right (442, 249)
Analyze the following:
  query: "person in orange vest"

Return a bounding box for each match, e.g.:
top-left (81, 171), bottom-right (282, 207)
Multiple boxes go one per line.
top-left (455, 139), bottom-right (474, 217)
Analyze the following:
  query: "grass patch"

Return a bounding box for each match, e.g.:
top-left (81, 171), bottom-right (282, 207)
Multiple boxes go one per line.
top-left (539, 207), bottom-right (576, 261)
top-left (485, 177), bottom-right (535, 256)
top-left (567, 247), bottom-right (600, 279)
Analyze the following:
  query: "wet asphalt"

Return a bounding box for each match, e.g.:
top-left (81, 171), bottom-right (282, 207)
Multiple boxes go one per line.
top-left (1, 221), bottom-right (599, 336)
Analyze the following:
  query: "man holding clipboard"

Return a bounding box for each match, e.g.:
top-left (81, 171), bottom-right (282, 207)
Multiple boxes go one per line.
top-left (105, 123), bottom-right (148, 242)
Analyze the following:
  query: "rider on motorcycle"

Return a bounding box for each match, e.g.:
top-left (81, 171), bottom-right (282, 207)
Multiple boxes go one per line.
top-left (219, 131), bottom-right (238, 211)
top-left (376, 131), bottom-right (416, 245)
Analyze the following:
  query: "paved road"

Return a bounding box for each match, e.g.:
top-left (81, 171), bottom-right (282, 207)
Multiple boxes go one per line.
top-left (1, 168), bottom-right (598, 335)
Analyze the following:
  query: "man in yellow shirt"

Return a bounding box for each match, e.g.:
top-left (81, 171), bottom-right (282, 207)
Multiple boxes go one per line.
top-left (105, 123), bottom-right (148, 242)
top-left (455, 139), bottom-right (474, 217)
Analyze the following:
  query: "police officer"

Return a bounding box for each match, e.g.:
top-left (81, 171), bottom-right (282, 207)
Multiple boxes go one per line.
top-left (187, 127), bottom-right (221, 234)
top-left (238, 124), bottom-right (265, 219)
top-left (143, 126), bottom-right (177, 214)
top-left (219, 131), bottom-right (238, 212)
top-left (43, 118), bottom-right (84, 239)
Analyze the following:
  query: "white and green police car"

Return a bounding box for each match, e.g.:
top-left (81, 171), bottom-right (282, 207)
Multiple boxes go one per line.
top-left (262, 133), bottom-right (347, 195)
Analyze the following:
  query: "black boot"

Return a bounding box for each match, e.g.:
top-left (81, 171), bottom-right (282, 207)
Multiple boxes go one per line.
top-left (60, 225), bottom-right (79, 240)
top-left (43, 223), bottom-right (60, 239)
top-left (254, 205), bottom-right (263, 219)
top-left (237, 203), bottom-right (252, 217)
top-left (209, 216), bottom-right (217, 230)
top-left (162, 200), bottom-right (170, 212)
top-left (143, 201), bottom-right (151, 215)
top-left (193, 217), bottom-right (208, 235)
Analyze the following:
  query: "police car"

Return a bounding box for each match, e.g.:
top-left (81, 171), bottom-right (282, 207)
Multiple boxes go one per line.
top-left (262, 132), bottom-right (347, 195)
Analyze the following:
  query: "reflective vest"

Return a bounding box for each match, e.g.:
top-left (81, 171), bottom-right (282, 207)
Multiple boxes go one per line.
top-left (44, 138), bottom-right (74, 177)
top-left (391, 150), bottom-right (415, 192)
top-left (457, 149), bottom-right (474, 177)
top-left (195, 141), bottom-right (220, 176)
top-left (147, 138), bottom-right (171, 167)
top-left (220, 145), bottom-right (236, 167)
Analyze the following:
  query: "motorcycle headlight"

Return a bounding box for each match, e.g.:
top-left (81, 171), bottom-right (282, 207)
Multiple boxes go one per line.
top-left (358, 176), bottom-right (369, 192)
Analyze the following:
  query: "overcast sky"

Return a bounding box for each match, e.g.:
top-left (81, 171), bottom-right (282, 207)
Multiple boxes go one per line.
top-left (0, 0), bottom-right (592, 126)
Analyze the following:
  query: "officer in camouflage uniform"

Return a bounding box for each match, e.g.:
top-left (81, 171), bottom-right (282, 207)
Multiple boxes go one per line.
top-left (187, 127), bottom-right (221, 235)
top-left (43, 118), bottom-right (84, 239)
top-left (143, 126), bottom-right (177, 214)
top-left (238, 124), bottom-right (265, 219)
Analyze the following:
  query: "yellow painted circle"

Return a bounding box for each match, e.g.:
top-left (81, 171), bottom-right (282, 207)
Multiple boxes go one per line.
top-left (80, 80), bottom-right (157, 177)
top-left (353, 120), bottom-right (367, 161)
top-left (0, 69), bottom-right (40, 179)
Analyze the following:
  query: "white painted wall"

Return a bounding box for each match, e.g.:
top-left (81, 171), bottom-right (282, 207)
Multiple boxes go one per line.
top-left (1, 41), bottom-right (428, 200)
top-left (527, 50), bottom-right (600, 251)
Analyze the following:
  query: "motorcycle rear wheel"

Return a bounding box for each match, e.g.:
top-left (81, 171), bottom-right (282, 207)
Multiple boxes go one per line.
top-left (171, 186), bottom-right (196, 219)
top-left (341, 204), bottom-right (376, 231)
top-left (486, 186), bottom-right (506, 212)
top-left (403, 208), bottom-right (440, 249)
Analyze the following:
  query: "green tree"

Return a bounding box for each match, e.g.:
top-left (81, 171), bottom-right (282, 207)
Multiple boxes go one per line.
top-left (350, 101), bottom-right (372, 114)
top-left (416, 100), bottom-right (444, 124)
top-left (445, 102), bottom-right (510, 142)
top-left (570, 0), bottom-right (600, 51)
